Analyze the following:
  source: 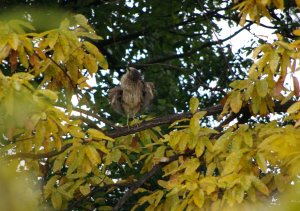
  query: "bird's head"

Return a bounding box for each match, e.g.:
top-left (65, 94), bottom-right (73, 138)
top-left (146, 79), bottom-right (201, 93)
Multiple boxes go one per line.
top-left (126, 67), bottom-right (141, 81)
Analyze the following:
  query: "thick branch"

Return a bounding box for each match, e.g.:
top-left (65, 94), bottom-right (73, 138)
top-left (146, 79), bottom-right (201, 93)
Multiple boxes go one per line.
top-left (104, 100), bottom-right (296, 138)
top-left (5, 143), bottom-right (73, 160)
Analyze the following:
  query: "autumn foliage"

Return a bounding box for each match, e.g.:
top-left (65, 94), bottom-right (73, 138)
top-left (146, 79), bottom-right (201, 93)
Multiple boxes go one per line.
top-left (2, 0), bottom-right (300, 211)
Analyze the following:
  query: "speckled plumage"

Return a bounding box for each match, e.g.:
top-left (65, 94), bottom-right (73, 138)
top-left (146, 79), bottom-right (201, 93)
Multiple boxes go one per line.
top-left (108, 67), bottom-right (155, 118)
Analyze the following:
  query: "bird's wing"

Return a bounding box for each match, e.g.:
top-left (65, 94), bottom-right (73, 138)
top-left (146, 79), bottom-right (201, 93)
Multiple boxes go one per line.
top-left (138, 81), bottom-right (155, 114)
top-left (108, 86), bottom-right (125, 116)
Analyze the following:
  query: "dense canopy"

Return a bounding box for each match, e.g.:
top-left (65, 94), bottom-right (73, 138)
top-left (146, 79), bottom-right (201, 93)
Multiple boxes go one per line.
top-left (1, 0), bottom-right (300, 211)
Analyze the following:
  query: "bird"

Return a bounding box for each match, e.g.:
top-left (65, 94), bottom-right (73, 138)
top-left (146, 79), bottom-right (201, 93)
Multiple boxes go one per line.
top-left (108, 67), bottom-right (155, 126)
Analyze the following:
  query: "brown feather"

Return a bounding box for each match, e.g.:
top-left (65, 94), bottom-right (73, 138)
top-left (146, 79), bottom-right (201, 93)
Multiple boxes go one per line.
top-left (108, 67), bottom-right (155, 118)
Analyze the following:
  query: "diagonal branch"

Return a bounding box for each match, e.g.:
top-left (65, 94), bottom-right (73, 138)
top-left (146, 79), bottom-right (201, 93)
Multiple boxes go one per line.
top-left (65, 183), bottom-right (133, 211)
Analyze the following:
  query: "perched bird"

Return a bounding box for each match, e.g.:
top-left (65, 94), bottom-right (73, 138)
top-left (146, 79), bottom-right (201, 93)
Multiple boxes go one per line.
top-left (108, 67), bottom-right (155, 125)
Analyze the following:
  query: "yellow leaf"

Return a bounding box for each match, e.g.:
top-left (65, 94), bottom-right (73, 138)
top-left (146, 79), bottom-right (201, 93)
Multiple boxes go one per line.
top-left (195, 137), bottom-right (205, 157)
top-left (190, 97), bottom-right (199, 114)
top-left (87, 128), bottom-right (115, 142)
top-left (53, 43), bottom-right (65, 63)
top-left (59, 34), bottom-right (69, 59)
top-left (83, 41), bottom-right (108, 70)
top-left (249, 175), bottom-right (269, 195)
top-left (255, 80), bottom-right (268, 98)
top-left (79, 183), bottom-right (91, 196)
top-left (245, 83), bottom-right (254, 101)
top-left (36, 89), bottom-right (58, 103)
top-left (272, 0), bottom-right (284, 10)
top-left (287, 101), bottom-right (300, 114)
top-left (155, 190), bottom-right (165, 207)
top-left (132, 153), bottom-right (150, 164)
top-left (111, 148), bottom-right (121, 162)
top-left (19, 35), bottom-right (34, 55)
top-left (90, 141), bottom-right (110, 154)
top-left (48, 30), bottom-right (59, 49)
top-left (53, 151), bottom-right (68, 172)
top-left (169, 130), bottom-right (182, 148)
top-left (8, 33), bottom-right (19, 50)
top-left (168, 118), bottom-right (190, 128)
top-left (235, 184), bottom-right (244, 203)
top-left (154, 146), bottom-right (166, 158)
top-left (240, 176), bottom-right (251, 190)
top-left (68, 126), bottom-right (85, 138)
top-left (213, 132), bottom-right (231, 154)
top-left (231, 135), bottom-right (242, 152)
top-left (256, 153), bottom-right (267, 173)
top-left (17, 45), bottom-right (28, 68)
top-left (67, 172), bottom-right (87, 179)
top-left (251, 88), bottom-right (261, 115)
top-left (84, 53), bottom-right (98, 75)
top-left (269, 49), bottom-right (279, 73)
top-left (190, 116), bottom-right (200, 135)
top-left (293, 29), bottom-right (300, 36)
top-left (193, 188), bottom-right (204, 208)
top-left (98, 206), bottom-right (113, 211)
top-left (185, 158), bottom-right (200, 175)
top-left (75, 14), bottom-right (96, 34)
top-left (120, 152), bottom-right (132, 168)
top-left (51, 191), bottom-right (62, 210)
top-left (230, 91), bottom-right (242, 113)
top-left (221, 151), bottom-right (242, 176)
top-left (206, 162), bottom-right (216, 177)
top-left (85, 145), bottom-right (100, 166)
top-left (82, 156), bottom-right (92, 174)
top-left (242, 131), bottom-right (253, 147)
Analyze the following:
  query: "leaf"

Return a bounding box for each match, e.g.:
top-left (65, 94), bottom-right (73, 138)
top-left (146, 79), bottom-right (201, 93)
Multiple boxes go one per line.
top-left (98, 206), bottom-right (113, 211)
top-left (240, 176), bottom-right (251, 190)
top-left (19, 35), bottom-right (34, 55)
top-left (83, 41), bottom-right (108, 70)
top-left (85, 145), bottom-right (100, 166)
top-left (190, 116), bottom-right (200, 135)
top-left (36, 89), bottom-right (58, 103)
top-left (235, 184), bottom-right (244, 203)
top-left (87, 128), bottom-right (115, 142)
top-left (230, 91), bottom-right (242, 113)
top-left (249, 175), bottom-right (269, 195)
top-left (184, 158), bottom-right (200, 175)
top-left (84, 53), bottom-right (98, 75)
top-left (48, 31), bottom-right (59, 49)
top-left (293, 29), bottom-right (300, 36)
top-left (80, 183), bottom-right (91, 196)
top-left (287, 101), bottom-right (300, 114)
top-left (269, 49), bottom-right (279, 73)
top-left (53, 151), bottom-right (68, 172)
top-left (154, 146), bottom-right (166, 158)
top-left (255, 80), bottom-right (268, 98)
top-left (51, 191), bottom-right (62, 210)
top-left (155, 190), bottom-right (165, 207)
top-left (241, 132), bottom-right (253, 147)
top-left (256, 153), bottom-right (267, 173)
top-left (274, 76), bottom-right (284, 96)
top-left (169, 119), bottom-right (190, 128)
top-left (90, 141), bottom-right (110, 154)
top-left (193, 189), bottom-right (204, 208)
top-left (293, 76), bottom-right (300, 97)
top-left (8, 33), bottom-right (19, 50)
top-left (190, 97), bottom-right (199, 114)
top-left (251, 88), bottom-right (261, 115)
top-left (221, 151), bottom-right (242, 176)
top-left (111, 148), bottom-right (122, 162)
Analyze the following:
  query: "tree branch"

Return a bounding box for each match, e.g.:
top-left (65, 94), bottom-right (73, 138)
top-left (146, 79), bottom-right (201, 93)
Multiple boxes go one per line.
top-left (5, 143), bottom-right (73, 160)
top-left (104, 100), bottom-right (296, 139)
top-left (65, 183), bottom-right (133, 211)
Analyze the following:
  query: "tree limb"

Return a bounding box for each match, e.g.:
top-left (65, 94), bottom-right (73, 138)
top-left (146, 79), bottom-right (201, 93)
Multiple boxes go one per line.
top-left (5, 143), bottom-right (73, 160)
top-left (65, 183), bottom-right (133, 211)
